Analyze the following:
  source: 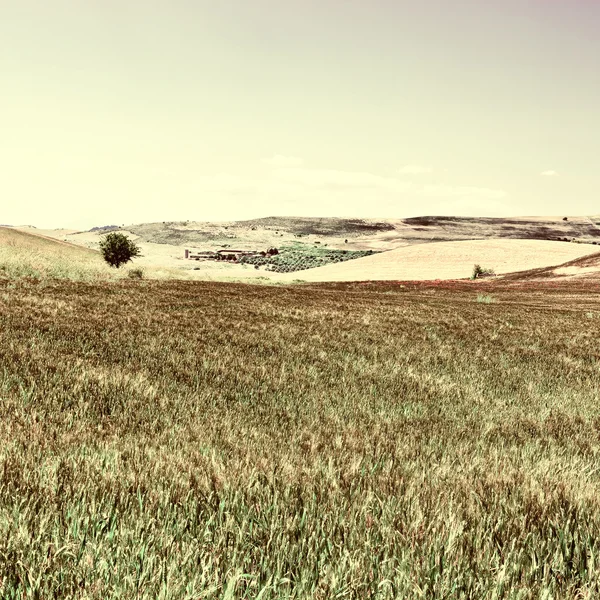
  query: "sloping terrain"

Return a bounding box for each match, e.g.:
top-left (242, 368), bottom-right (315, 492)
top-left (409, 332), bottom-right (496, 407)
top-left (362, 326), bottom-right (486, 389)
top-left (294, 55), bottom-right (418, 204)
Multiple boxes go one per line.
top-left (401, 215), bottom-right (600, 244)
top-left (14, 216), bottom-right (600, 282)
top-left (0, 226), bottom-right (114, 280)
top-left (12, 226), bottom-right (281, 281)
top-left (38, 215), bottom-right (600, 254)
top-left (501, 250), bottom-right (600, 282)
top-left (277, 239), bottom-right (600, 282)
top-left (106, 218), bottom-right (401, 251)
top-left (123, 215), bottom-right (600, 248)
top-left (238, 216), bottom-right (397, 236)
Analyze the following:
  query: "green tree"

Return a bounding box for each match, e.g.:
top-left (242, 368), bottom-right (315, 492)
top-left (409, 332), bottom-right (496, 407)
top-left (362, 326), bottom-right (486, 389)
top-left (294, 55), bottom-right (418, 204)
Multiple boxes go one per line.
top-left (99, 232), bottom-right (141, 268)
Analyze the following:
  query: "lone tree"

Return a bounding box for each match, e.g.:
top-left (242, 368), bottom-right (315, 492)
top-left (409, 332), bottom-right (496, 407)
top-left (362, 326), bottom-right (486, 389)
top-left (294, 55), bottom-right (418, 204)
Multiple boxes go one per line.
top-left (99, 232), bottom-right (141, 268)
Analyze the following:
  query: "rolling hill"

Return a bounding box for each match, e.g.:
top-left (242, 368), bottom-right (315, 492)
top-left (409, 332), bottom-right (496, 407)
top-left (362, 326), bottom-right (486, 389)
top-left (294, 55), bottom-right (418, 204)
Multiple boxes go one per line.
top-left (10, 215), bottom-right (600, 283)
top-left (501, 250), bottom-right (600, 282)
top-left (108, 215), bottom-right (600, 250)
top-left (276, 239), bottom-right (600, 283)
top-left (0, 226), bottom-right (114, 280)
top-left (34, 215), bottom-right (599, 253)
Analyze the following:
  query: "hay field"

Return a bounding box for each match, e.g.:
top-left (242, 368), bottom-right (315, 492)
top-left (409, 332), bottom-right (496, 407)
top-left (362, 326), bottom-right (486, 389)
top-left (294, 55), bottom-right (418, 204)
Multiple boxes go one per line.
top-left (2, 277), bottom-right (600, 598)
top-left (278, 239), bottom-right (600, 282)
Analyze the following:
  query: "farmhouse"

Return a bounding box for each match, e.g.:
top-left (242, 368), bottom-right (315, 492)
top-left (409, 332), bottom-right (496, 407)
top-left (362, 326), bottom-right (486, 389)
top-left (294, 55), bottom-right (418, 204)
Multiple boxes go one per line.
top-left (185, 249), bottom-right (218, 260)
top-left (185, 248), bottom-right (260, 261)
top-left (185, 247), bottom-right (279, 262)
top-left (216, 249), bottom-right (251, 259)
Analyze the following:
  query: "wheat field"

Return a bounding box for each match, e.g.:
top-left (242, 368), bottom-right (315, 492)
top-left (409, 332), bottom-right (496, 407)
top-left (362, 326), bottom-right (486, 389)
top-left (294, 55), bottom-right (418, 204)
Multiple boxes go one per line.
top-left (1, 276), bottom-right (600, 598)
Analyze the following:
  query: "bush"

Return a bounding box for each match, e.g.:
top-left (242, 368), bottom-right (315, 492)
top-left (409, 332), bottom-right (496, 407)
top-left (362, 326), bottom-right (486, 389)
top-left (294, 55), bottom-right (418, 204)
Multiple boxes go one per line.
top-left (99, 233), bottom-right (142, 269)
top-left (128, 267), bottom-right (144, 279)
top-left (471, 264), bottom-right (495, 280)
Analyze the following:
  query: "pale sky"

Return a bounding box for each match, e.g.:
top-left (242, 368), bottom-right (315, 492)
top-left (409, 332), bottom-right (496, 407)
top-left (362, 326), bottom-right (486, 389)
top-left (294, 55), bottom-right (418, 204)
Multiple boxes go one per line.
top-left (2, 0), bottom-right (599, 229)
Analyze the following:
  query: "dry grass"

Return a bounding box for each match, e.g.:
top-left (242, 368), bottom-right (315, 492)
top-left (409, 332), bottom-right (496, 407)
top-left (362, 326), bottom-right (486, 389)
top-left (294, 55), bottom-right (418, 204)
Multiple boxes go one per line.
top-left (0, 227), bottom-right (118, 281)
top-left (1, 277), bottom-right (600, 598)
top-left (0, 228), bottom-right (218, 283)
top-left (277, 239), bottom-right (600, 282)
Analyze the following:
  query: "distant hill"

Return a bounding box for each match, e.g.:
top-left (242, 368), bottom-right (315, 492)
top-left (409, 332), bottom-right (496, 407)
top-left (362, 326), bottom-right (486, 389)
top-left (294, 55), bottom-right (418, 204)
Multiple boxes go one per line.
top-left (402, 215), bottom-right (600, 243)
top-left (277, 239), bottom-right (600, 283)
top-left (88, 225), bottom-right (120, 233)
top-left (238, 216), bottom-right (396, 235)
top-left (115, 215), bottom-right (600, 251)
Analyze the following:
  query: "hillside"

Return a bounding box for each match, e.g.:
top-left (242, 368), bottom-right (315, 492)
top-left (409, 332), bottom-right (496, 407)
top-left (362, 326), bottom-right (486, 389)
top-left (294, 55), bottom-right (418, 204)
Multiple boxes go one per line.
top-left (13, 215), bottom-right (600, 282)
top-left (34, 215), bottom-right (599, 255)
top-left (121, 215), bottom-right (600, 248)
top-left (277, 239), bottom-right (600, 283)
top-left (502, 250), bottom-right (600, 282)
top-left (0, 226), bottom-right (115, 280)
top-left (106, 217), bottom-right (402, 251)
top-left (4, 227), bottom-right (223, 281)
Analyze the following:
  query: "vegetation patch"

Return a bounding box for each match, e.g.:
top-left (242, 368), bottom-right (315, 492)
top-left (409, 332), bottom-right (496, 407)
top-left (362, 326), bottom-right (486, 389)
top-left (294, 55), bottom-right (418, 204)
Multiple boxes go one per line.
top-left (471, 263), bottom-right (496, 279)
top-left (239, 244), bottom-right (378, 273)
top-left (476, 293), bottom-right (496, 303)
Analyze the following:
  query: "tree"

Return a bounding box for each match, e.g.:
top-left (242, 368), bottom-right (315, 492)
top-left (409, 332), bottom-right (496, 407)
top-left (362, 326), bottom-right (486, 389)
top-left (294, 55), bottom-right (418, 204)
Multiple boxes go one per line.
top-left (99, 232), bottom-right (141, 268)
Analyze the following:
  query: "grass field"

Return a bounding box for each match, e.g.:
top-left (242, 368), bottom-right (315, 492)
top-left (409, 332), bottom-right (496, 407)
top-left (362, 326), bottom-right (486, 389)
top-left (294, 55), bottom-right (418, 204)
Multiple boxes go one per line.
top-left (0, 227), bottom-right (116, 282)
top-left (0, 227), bottom-right (209, 283)
top-left (1, 276), bottom-right (600, 598)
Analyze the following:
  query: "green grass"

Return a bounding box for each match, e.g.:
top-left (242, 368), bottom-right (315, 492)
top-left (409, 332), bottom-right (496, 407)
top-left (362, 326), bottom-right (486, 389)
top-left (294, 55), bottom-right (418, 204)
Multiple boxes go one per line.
top-left (1, 278), bottom-right (600, 598)
top-left (476, 293), bottom-right (496, 304)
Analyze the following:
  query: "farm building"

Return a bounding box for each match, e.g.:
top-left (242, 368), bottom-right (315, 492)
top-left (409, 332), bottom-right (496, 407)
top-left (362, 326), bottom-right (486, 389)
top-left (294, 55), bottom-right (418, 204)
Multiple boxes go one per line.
top-left (185, 248), bottom-right (278, 261)
top-left (185, 249), bottom-right (259, 261)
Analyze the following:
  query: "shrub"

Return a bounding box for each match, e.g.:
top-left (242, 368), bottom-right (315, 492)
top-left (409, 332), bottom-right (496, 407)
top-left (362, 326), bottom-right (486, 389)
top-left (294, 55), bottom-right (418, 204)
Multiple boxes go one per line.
top-left (128, 267), bottom-right (144, 279)
top-left (99, 233), bottom-right (141, 269)
top-left (471, 264), bottom-right (495, 280)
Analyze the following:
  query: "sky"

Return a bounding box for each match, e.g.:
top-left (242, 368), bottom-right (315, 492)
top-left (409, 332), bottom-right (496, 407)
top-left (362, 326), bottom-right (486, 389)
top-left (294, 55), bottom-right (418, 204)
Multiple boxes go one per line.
top-left (2, 0), bottom-right (599, 229)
